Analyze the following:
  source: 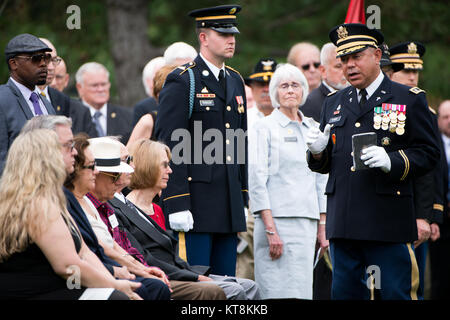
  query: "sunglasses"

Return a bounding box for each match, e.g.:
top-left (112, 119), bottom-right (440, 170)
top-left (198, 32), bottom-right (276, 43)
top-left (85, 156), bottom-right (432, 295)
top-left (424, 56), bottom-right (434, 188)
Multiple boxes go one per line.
top-left (301, 62), bottom-right (321, 71)
top-left (124, 155), bottom-right (133, 164)
top-left (15, 53), bottom-right (52, 65)
top-left (82, 162), bottom-right (97, 171)
top-left (101, 171), bottom-right (121, 183)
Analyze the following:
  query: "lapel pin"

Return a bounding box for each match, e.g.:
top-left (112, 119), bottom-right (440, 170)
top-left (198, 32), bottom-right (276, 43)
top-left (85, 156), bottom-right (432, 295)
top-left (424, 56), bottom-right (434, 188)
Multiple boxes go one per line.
top-left (202, 70), bottom-right (209, 77)
top-left (111, 112), bottom-right (116, 119)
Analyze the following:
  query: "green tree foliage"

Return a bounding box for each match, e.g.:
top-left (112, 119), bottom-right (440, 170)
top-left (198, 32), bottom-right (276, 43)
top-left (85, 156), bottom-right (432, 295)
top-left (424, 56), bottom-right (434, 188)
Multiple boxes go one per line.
top-left (1, 0), bottom-right (448, 105)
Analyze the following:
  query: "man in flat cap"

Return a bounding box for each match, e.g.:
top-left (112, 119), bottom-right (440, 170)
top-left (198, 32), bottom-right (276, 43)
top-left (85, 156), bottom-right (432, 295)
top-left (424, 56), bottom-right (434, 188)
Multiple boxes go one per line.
top-left (154, 4), bottom-right (248, 276)
top-left (305, 23), bottom-right (440, 299)
top-left (0, 33), bottom-right (56, 173)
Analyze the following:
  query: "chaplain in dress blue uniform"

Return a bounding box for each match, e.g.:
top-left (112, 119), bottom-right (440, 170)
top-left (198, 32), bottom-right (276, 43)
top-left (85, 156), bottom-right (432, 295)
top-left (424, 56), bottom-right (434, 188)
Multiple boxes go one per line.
top-left (305, 23), bottom-right (440, 300)
top-left (154, 4), bottom-right (248, 276)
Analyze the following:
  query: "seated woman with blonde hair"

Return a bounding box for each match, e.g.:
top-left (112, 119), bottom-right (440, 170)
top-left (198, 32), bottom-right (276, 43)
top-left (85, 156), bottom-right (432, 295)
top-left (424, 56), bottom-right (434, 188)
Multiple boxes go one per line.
top-left (0, 129), bottom-right (140, 300)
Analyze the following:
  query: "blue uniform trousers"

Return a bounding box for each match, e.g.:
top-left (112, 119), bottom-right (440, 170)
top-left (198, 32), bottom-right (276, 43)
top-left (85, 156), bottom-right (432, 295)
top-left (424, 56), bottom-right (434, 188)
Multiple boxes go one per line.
top-left (330, 239), bottom-right (420, 300)
top-left (176, 232), bottom-right (238, 276)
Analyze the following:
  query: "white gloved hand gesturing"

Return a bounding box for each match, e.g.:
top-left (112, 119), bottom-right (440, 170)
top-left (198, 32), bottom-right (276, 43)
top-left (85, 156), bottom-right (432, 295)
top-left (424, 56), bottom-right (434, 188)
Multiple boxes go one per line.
top-left (169, 210), bottom-right (194, 232)
top-left (306, 124), bottom-right (332, 154)
top-left (360, 145), bottom-right (391, 173)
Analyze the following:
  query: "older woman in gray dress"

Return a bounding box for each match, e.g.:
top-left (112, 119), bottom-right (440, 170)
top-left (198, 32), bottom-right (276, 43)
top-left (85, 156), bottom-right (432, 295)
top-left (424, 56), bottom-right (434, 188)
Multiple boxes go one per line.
top-left (249, 63), bottom-right (328, 299)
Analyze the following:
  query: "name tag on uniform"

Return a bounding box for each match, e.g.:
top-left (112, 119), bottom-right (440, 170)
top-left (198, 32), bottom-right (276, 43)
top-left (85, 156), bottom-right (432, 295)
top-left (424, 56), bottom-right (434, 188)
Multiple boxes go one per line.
top-left (196, 93), bottom-right (216, 98)
top-left (329, 116), bottom-right (341, 123)
top-left (284, 136), bottom-right (298, 142)
top-left (108, 214), bottom-right (119, 229)
top-left (199, 99), bottom-right (214, 107)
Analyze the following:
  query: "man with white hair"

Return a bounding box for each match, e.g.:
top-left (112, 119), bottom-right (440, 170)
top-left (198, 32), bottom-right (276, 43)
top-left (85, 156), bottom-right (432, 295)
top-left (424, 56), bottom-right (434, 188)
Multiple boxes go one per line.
top-left (132, 56), bottom-right (165, 126)
top-left (301, 42), bottom-right (350, 122)
top-left (76, 62), bottom-right (133, 144)
top-left (163, 41), bottom-right (198, 66)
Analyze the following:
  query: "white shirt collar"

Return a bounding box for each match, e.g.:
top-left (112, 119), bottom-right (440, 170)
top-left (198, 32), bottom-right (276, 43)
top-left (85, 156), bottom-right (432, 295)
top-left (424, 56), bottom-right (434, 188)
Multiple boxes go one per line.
top-left (9, 77), bottom-right (35, 102)
top-left (322, 81), bottom-right (335, 93)
top-left (84, 101), bottom-right (107, 117)
top-left (36, 86), bottom-right (50, 103)
top-left (356, 70), bottom-right (384, 100)
top-left (199, 52), bottom-right (225, 81)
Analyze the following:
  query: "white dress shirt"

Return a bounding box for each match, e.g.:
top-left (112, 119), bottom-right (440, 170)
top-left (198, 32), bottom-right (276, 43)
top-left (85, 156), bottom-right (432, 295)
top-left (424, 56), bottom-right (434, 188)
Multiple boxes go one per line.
top-left (84, 101), bottom-right (107, 134)
top-left (199, 52), bottom-right (225, 81)
top-left (356, 70), bottom-right (384, 102)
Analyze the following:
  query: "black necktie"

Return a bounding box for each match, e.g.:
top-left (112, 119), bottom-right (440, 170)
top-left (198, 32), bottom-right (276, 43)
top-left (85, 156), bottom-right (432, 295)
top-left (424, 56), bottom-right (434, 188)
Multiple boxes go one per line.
top-left (359, 88), bottom-right (367, 108)
top-left (218, 69), bottom-right (226, 92)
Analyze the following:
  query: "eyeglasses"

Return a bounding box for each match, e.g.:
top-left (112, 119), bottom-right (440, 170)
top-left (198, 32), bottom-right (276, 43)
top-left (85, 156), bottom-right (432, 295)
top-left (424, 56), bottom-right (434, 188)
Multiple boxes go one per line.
top-left (301, 62), bottom-right (320, 71)
top-left (162, 161), bottom-right (170, 169)
top-left (51, 56), bottom-right (62, 66)
top-left (279, 82), bottom-right (301, 90)
top-left (101, 171), bottom-right (121, 183)
top-left (61, 141), bottom-right (75, 151)
top-left (82, 162), bottom-right (97, 171)
top-left (15, 53), bottom-right (52, 65)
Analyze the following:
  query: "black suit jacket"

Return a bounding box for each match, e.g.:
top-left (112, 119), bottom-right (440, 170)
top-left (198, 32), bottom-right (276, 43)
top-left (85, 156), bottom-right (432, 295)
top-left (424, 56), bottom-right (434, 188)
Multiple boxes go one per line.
top-left (132, 97), bottom-right (158, 127)
top-left (0, 79), bottom-right (55, 173)
top-left (105, 103), bottom-right (133, 144)
top-left (301, 82), bottom-right (331, 122)
top-left (63, 187), bottom-right (119, 275)
top-left (48, 87), bottom-right (97, 137)
top-left (108, 197), bottom-right (210, 281)
top-left (307, 76), bottom-right (440, 242)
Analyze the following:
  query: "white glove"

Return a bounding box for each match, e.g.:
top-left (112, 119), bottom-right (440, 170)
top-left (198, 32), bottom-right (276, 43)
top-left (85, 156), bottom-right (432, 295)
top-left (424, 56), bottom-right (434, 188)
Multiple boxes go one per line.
top-left (306, 124), bottom-right (331, 154)
top-left (169, 210), bottom-right (194, 232)
top-left (360, 145), bottom-right (391, 173)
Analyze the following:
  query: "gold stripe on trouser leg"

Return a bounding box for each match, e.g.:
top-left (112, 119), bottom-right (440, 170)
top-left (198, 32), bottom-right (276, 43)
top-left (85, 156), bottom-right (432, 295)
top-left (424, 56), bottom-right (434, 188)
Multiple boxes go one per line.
top-left (368, 274), bottom-right (375, 300)
top-left (406, 243), bottom-right (419, 300)
top-left (178, 232), bottom-right (187, 261)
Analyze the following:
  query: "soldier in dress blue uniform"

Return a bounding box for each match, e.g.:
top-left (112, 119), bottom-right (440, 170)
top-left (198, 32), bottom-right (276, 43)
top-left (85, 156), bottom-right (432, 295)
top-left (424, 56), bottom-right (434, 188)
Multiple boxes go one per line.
top-left (388, 41), bottom-right (447, 299)
top-left (154, 4), bottom-right (248, 276)
top-left (305, 23), bottom-right (440, 299)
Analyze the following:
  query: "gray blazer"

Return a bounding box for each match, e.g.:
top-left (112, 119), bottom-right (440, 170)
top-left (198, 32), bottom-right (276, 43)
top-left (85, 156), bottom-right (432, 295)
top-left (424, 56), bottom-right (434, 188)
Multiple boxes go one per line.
top-left (0, 78), bottom-right (55, 173)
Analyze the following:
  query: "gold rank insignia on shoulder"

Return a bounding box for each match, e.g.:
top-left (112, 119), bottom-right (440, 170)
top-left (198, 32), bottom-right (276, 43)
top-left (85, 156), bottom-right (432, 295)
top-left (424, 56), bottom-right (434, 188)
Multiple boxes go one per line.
top-left (429, 106), bottom-right (437, 115)
top-left (409, 87), bottom-right (425, 95)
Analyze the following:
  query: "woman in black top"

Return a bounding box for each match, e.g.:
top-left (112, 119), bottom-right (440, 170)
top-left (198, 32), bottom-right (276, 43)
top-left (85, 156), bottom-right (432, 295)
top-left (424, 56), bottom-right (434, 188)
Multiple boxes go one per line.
top-left (0, 129), bottom-right (138, 300)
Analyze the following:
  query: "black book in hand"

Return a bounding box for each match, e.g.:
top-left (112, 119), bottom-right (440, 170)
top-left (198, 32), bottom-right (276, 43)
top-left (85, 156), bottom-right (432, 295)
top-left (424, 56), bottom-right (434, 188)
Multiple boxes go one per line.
top-left (352, 132), bottom-right (377, 170)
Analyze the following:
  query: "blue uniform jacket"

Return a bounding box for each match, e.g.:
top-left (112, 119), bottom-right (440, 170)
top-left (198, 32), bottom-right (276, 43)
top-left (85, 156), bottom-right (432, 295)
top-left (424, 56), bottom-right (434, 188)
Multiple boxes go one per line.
top-left (154, 55), bottom-right (248, 233)
top-left (307, 75), bottom-right (440, 242)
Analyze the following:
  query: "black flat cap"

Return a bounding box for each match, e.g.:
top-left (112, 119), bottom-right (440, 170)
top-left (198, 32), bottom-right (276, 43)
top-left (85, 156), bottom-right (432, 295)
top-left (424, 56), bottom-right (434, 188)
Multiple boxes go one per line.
top-left (5, 33), bottom-right (51, 60)
top-left (189, 4), bottom-right (241, 34)
top-left (329, 23), bottom-right (384, 58)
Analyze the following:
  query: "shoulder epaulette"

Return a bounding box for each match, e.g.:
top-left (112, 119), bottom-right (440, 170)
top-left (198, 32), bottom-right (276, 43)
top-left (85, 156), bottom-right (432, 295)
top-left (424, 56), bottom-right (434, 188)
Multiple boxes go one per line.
top-left (409, 87), bottom-right (426, 95)
top-left (327, 90), bottom-right (338, 97)
top-left (225, 65), bottom-right (245, 84)
top-left (429, 106), bottom-right (437, 115)
top-left (179, 62), bottom-right (196, 75)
